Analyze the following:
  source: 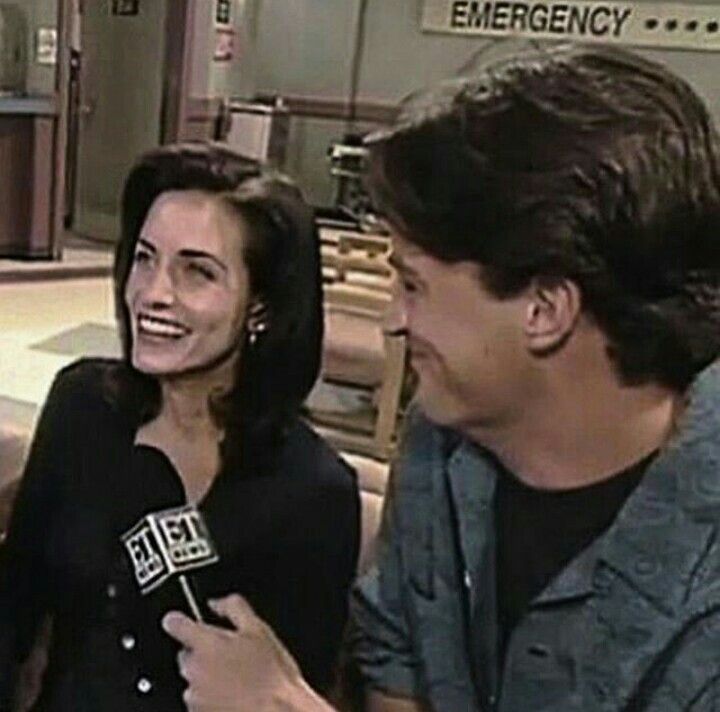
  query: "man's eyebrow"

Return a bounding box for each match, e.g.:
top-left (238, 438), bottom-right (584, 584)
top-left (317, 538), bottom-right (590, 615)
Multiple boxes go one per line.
top-left (388, 252), bottom-right (424, 282)
top-left (178, 249), bottom-right (228, 272)
top-left (136, 237), bottom-right (157, 252)
top-left (388, 251), bottom-right (409, 272)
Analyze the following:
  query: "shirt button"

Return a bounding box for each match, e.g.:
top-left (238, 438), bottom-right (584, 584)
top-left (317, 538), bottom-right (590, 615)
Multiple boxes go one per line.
top-left (120, 634), bottom-right (136, 651)
top-left (136, 677), bottom-right (153, 694)
top-left (463, 570), bottom-right (472, 589)
top-left (634, 557), bottom-right (658, 577)
top-left (106, 583), bottom-right (118, 599)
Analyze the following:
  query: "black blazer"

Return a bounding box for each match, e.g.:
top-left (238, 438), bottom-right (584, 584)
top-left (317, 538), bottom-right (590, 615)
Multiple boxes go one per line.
top-left (0, 359), bottom-right (360, 711)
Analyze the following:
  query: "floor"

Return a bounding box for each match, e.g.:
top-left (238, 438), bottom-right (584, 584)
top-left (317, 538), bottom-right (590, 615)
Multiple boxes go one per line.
top-left (0, 276), bottom-right (117, 415)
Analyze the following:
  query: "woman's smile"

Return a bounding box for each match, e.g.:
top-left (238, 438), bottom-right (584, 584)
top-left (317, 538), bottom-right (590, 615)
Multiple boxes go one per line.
top-left (136, 312), bottom-right (191, 340)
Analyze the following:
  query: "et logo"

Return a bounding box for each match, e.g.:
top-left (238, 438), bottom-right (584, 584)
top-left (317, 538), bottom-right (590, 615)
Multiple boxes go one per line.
top-left (122, 504), bottom-right (219, 594)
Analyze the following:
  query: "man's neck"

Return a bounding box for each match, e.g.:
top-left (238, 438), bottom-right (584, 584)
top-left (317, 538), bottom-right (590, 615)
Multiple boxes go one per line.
top-left (466, 351), bottom-right (684, 491)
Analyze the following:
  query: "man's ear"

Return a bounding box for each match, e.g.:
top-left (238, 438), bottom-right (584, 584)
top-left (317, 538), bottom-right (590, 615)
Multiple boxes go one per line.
top-left (524, 277), bottom-right (582, 355)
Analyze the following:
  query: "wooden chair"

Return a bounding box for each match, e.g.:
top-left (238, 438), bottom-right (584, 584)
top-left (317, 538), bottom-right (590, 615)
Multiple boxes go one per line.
top-left (320, 230), bottom-right (394, 290)
top-left (309, 229), bottom-right (408, 461)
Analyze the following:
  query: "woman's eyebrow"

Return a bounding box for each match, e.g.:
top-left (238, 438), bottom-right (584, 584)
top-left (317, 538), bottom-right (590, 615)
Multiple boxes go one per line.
top-left (178, 248), bottom-right (228, 272)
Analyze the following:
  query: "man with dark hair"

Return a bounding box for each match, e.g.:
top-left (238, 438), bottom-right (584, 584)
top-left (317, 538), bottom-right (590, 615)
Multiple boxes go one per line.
top-left (164, 44), bottom-right (720, 711)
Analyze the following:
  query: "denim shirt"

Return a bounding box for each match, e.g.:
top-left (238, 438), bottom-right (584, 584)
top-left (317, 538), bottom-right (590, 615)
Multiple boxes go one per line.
top-left (351, 360), bottom-right (720, 711)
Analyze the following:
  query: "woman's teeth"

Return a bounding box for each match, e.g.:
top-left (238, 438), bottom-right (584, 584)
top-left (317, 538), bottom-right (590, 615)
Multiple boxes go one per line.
top-left (138, 315), bottom-right (188, 338)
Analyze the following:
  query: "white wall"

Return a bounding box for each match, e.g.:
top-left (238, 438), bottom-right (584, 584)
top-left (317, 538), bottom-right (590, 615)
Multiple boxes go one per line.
top-left (218, 0), bottom-right (720, 202)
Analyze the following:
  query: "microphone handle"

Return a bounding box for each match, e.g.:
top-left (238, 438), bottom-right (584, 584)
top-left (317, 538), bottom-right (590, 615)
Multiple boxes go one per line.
top-left (178, 574), bottom-right (204, 622)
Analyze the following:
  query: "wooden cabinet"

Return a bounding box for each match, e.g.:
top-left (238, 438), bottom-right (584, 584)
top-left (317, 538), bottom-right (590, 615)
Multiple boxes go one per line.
top-left (0, 97), bottom-right (57, 258)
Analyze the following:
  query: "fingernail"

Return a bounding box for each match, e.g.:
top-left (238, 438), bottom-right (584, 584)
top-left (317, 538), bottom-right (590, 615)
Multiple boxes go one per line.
top-left (162, 611), bottom-right (180, 631)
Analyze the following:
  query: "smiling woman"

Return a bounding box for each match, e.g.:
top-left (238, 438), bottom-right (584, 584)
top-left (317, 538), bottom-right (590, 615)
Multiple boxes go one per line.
top-left (126, 190), bottom-right (251, 380)
top-left (0, 144), bottom-right (360, 711)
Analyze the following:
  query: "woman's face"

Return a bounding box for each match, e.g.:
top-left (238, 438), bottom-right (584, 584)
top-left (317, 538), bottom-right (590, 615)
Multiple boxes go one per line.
top-left (124, 190), bottom-right (251, 380)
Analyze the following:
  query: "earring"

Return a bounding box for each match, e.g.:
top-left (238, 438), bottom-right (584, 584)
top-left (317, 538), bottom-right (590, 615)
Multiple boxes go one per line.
top-left (247, 320), bottom-right (268, 346)
top-left (247, 301), bottom-right (269, 346)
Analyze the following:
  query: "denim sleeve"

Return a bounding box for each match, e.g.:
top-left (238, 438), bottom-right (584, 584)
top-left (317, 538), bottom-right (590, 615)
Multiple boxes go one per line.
top-left (348, 457), bottom-right (422, 700)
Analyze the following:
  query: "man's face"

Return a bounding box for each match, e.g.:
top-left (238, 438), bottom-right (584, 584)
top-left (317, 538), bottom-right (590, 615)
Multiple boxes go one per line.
top-left (387, 233), bottom-right (534, 433)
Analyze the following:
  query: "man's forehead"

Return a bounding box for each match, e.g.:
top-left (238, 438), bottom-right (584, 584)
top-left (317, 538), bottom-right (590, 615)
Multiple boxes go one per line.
top-left (388, 234), bottom-right (485, 284)
top-left (388, 237), bottom-right (431, 276)
top-left (388, 231), bottom-right (428, 261)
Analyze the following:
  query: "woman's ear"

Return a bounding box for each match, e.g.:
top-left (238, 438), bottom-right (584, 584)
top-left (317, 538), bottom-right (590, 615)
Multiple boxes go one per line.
top-left (524, 278), bottom-right (581, 355)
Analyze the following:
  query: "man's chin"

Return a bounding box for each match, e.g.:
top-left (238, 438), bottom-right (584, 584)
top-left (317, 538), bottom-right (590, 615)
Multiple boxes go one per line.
top-left (414, 389), bottom-right (457, 428)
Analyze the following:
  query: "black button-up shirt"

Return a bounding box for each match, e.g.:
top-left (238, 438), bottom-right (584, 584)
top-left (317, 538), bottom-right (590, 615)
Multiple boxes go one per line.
top-left (0, 359), bottom-right (360, 711)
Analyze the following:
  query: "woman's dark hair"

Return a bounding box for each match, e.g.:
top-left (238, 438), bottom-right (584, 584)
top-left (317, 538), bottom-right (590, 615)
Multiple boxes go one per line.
top-left (110, 142), bottom-right (323, 474)
top-left (367, 44), bottom-right (720, 390)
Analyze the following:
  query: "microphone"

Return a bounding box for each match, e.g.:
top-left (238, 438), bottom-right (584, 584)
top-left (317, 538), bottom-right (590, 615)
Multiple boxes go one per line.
top-left (121, 503), bottom-right (219, 621)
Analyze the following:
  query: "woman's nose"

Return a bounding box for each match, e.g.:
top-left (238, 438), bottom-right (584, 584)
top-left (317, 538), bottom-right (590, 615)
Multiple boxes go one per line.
top-left (141, 265), bottom-right (175, 306)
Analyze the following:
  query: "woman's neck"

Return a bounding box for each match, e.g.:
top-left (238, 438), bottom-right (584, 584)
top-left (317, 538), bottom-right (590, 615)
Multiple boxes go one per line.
top-left (157, 359), bottom-right (236, 438)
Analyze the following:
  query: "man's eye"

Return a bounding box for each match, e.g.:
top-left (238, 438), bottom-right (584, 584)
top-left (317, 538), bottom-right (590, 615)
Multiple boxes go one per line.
top-left (133, 249), bottom-right (152, 265)
top-left (402, 280), bottom-right (418, 294)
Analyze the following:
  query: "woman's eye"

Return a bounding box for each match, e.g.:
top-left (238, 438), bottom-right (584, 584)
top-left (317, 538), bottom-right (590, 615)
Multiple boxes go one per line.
top-left (187, 262), bottom-right (217, 282)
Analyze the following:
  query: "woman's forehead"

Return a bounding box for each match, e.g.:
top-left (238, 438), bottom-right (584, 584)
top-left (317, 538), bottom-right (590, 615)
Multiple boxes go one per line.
top-left (142, 190), bottom-right (246, 260)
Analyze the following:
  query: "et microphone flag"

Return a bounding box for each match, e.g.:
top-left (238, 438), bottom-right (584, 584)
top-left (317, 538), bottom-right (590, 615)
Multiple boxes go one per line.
top-left (122, 503), bottom-right (219, 621)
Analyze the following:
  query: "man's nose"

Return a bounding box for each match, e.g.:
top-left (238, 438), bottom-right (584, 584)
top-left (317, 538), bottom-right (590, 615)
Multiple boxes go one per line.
top-left (383, 288), bottom-right (407, 337)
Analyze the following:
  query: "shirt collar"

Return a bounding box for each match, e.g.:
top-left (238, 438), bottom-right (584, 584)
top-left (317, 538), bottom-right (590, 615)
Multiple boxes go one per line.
top-left (445, 359), bottom-right (720, 612)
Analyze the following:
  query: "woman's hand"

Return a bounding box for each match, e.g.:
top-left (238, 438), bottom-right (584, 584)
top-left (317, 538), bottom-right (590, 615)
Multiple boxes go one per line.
top-left (162, 594), bottom-right (333, 712)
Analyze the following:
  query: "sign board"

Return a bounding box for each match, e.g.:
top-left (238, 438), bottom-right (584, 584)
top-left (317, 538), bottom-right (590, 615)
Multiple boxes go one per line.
top-left (422, 0), bottom-right (720, 51)
top-left (216, 0), bottom-right (232, 25)
top-left (214, 27), bottom-right (235, 61)
top-left (35, 28), bottom-right (57, 65)
top-left (111, 0), bottom-right (140, 16)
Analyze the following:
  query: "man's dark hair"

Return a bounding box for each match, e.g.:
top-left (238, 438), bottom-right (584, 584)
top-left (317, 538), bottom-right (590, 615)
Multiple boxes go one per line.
top-left (367, 44), bottom-right (720, 390)
top-left (111, 142), bottom-right (323, 474)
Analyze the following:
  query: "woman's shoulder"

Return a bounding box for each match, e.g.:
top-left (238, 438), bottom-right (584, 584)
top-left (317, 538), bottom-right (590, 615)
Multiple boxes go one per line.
top-left (281, 419), bottom-right (358, 492)
top-left (52, 356), bottom-right (120, 389)
top-left (46, 357), bottom-right (124, 410)
top-left (279, 421), bottom-right (361, 555)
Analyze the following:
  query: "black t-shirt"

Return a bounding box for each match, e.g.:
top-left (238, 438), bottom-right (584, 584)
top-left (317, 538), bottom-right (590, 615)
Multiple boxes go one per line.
top-left (495, 451), bottom-right (656, 659)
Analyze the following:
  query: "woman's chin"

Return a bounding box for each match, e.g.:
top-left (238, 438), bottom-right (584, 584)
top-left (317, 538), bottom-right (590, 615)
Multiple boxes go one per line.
top-left (131, 352), bottom-right (181, 377)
